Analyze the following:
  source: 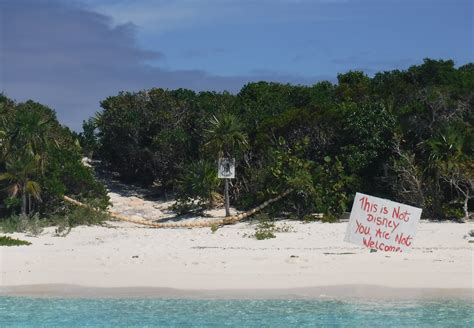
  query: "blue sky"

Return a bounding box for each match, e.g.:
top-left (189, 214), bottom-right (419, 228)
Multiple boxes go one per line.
top-left (0, 0), bottom-right (472, 129)
top-left (83, 0), bottom-right (473, 76)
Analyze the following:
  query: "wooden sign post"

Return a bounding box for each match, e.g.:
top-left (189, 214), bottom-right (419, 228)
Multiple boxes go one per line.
top-left (218, 158), bottom-right (235, 217)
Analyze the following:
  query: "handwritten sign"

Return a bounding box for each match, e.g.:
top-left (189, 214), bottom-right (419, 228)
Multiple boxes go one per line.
top-left (344, 193), bottom-right (422, 252)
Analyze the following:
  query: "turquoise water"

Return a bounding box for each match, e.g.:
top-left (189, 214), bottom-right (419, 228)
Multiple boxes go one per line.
top-left (0, 297), bottom-right (472, 327)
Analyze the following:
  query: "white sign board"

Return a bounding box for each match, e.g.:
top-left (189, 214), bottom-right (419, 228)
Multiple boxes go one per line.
top-left (344, 192), bottom-right (422, 253)
top-left (218, 158), bottom-right (235, 179)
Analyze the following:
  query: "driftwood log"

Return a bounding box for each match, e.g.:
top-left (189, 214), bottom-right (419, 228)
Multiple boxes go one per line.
top-left (63, 189), bottom-right (293, 228)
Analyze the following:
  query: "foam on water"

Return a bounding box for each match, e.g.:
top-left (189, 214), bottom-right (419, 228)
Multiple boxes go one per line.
top-left (0, 297), bottom-right (472, 327)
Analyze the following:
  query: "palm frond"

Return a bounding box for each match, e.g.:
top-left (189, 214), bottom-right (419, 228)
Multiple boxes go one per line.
top-left (25, 181), bottom-right (42, 200)
top-left (0, 172), bottom-right (17, 181)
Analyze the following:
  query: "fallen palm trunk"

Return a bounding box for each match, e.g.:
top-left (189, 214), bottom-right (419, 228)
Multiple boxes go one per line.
top-left (221, 189), bottom-right (293, 224)
top-left (63, 189), bottom-right (293, 228)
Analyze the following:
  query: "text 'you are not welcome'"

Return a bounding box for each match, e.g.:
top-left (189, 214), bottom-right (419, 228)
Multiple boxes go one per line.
top-left (345, 193), bottom-right (422, 252)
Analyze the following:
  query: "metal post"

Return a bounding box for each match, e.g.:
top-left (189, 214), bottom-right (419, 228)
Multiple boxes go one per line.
top-left (225, 178), bottom-right (230, 217)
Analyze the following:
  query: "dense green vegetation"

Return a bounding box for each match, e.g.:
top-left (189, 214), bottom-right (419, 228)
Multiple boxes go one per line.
top-left (0, 95), bottom-right (109, 231)
top-left (87, 59), bottom-right (473, 221)
top-left (0, 59), bottom-right (471, 231)
top-left (0, 235), bottom-right (31, 246)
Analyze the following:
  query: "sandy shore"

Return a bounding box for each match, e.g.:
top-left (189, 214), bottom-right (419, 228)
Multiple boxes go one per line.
top-left (1, 218), bottom-right (473, 299)
top-left (2, 284), bottom-right (472, 300)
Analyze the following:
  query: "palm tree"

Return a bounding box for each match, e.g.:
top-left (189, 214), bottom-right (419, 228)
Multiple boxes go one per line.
top-left (0, 155), bottom-right (41, 215)
top-left (0, 100), bottom-right (11, 160)
top-left (178, 159), bottom-right (222, 208)
top-left (204, 114), bottom-right (248, 217)
top-left (5, 103), bottom-right (55, 173)
top-left (426, 127), bottom-right (473, 220)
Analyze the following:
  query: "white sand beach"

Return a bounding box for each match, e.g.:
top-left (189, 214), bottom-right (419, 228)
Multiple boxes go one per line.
top-left (1, 204), bottom-right (473, 299)
top-left (0, 186), bottom-right (472, 299)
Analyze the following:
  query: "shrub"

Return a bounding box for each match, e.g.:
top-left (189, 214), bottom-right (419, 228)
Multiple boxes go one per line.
top-left (0, 235), bottom-right (31, 246)
top-left (255, 229), bottom-right (276, 240)
top-left (48, 205), bottom-right (109, 229)
top-left (0, 213), bottom-right (43, 235)
top-left (174, 159), bottom-right (222, 213)
top-left (210, 223), bottom-right (219, 233)
top-left (251, 214), bottom-right (277, 240)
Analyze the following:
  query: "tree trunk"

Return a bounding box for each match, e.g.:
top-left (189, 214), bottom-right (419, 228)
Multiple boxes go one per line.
top-left (463, 193), bottom-right (469, 221)
top-left (64, 188), bottom-right (294, 228)
top-left (224, 178), bottom-right (230, 217)
top-left (21, 191), bottom-right (27, 216)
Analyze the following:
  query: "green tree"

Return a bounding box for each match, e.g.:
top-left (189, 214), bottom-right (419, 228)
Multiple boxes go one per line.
top-left (5, 101), bottom-right (56, 173)
top-left (175, 159), bottom-right (221, 211)
top-left (204, 114), bottom-right (248, 216)
top-left (427, 126), bottom-right (473, 219)
top-left (204, 114), bottom-right (248, 158)
top-left (79, 117), bottom-right (99, 158)
top-left (88, 58), bottom-right (473, 221)
top-left (0, 155), bottom-right (41, 215)
top-left (0, 96), bottom-right (109, 227)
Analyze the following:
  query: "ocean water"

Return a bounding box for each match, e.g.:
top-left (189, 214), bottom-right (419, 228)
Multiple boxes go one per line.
top-left (0, 297), bottom-right (472, 327)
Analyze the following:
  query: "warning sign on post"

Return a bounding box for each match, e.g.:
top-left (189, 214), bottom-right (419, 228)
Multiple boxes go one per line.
top-left (218, 158), bottom-right (235, 179)
top-left (344, 193), bottom-right (422, 252)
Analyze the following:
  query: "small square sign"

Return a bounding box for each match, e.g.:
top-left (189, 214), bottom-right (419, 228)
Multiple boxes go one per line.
top-left (218, 158), bottom-right (235, 179)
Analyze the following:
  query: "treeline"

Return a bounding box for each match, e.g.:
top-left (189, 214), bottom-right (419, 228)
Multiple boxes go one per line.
top-left (88, 59), bottom-right (473, 220)
top-left (0, 95), bottom-right (108, 228)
